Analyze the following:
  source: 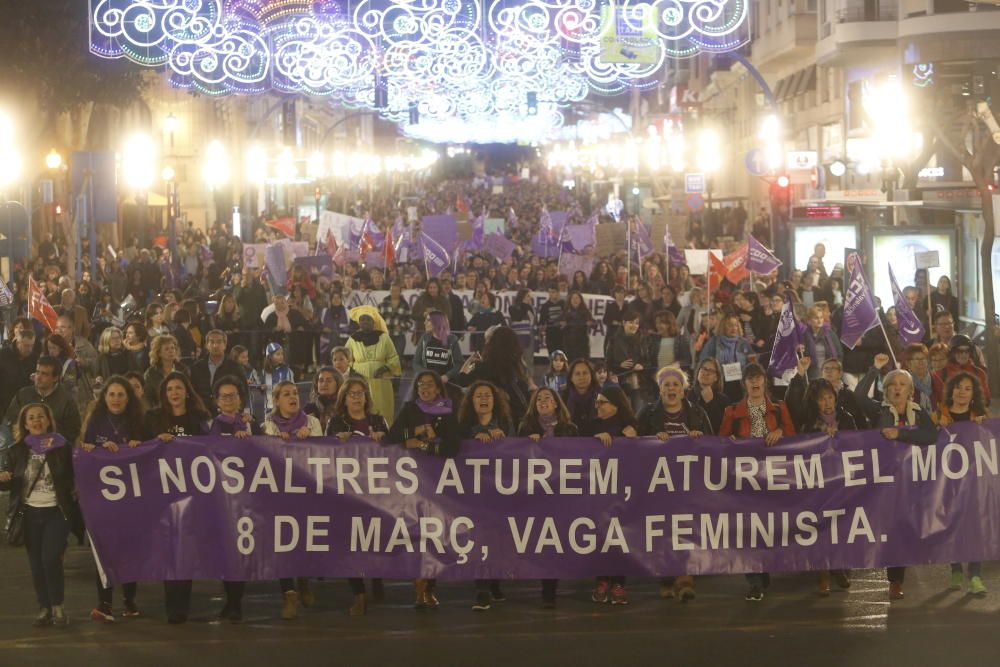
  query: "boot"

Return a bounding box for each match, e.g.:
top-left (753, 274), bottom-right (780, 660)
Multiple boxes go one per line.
top-left (297, 578), bottom-right (315, 608)
top-left (676, 576), bottom-right (696, 602)
top-left (414, 579), bottom-right (428, 609)
top-left (424, 580), bottom-right (439, 610)
top-left (349, 593), bottom-right (368, 616)
top-left (817, 570), bottom-right (831, 597)
top-left (371, 579), bottom-right (385, 604)
top-left (281, 591), bottom-right (299, 620)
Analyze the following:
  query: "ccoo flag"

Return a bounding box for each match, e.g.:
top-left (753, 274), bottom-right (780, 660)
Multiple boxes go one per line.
top-left (420, 232), bottom-right (451, 277)
top-left (840, 252), bottom-right (880, 350)
top-left (0, 275), bottom-right (13, 307)
top-left (28, 276), bottom-right (59, 332)
top-left (889, 264), bottom-right (925, 344)
top-left (768, 290), bottom-right (806, 378)
top-left (747, 235), bottom-right (783, 274)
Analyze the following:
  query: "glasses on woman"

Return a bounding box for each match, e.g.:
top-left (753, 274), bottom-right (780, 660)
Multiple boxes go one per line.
top-left (699, 366), bottom-right (718, 376)
top-left (347, 390), bottom-right (366, 398)
top-left (595, 398), bottom-right (610, 406)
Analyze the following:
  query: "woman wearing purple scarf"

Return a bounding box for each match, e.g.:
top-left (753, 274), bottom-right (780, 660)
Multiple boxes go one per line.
top-left (0, 404), bottom-right (83, 627)
top-left (80, 377), bottom-right (145, 623)
top-left (388, 371), bottom-right (460, 610)
top-left (261, 380), bottom-right (322, 620)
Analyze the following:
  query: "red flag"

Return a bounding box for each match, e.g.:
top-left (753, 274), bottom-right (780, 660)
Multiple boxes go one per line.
top-left (383, 229), bottom-right (395, 268)
top-left (324, 230), bottom-right (338, 258)
top-left (456, 195), bottom-right (468, 214)
top-left (265, 217), bottom-right (296, 238)
top-left (708, 252), bottom-right (728, 293)
top-left (723, 244), bottom-right (750, 284)
top-left (28, 276), bottom-right (59, 332)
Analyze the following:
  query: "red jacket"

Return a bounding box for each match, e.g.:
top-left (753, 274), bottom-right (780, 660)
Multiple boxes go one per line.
top-left (719, 398), bottom-right (796, 438)
top-left (932, 362), bottom-right (990, 408)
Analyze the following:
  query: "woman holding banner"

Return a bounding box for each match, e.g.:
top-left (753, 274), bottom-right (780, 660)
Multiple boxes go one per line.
top-left (586, 385), bottom-right (637, 606)
top-left (861, 368), bottom-right (937, 600)
top-left (208, 376), bottom-right (263, 623)
top-left (637, 367), bottom-right (712, 602)
top-left (457, 381), bottom-right (513, 611)
top-left (719, 364), bottom-right (795, 602)
top-left (688, 358), bottom-right (732, 436)
top-left (328, 378), bottom-right (390, 616)
top-left (388, 371), bottom-right (460, 610)
top-left (263, 381), bottom-right (323, 619)
top-left (304, 366), bottom-right (344, 433)
top-left (80, 376), bottom-right (146, 623)
top-left (143, 372), bottom-right (211, 624)
top-left (797, 378), bottom-right (857, 596)
top-left (933, 372), bottom-right (988, 596)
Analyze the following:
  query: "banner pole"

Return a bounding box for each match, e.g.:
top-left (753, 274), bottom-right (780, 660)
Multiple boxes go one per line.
top-left (876, 315), bottom-right (900, 369)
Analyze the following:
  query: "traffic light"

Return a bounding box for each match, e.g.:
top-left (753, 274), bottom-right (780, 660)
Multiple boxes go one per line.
top-left (526, 92), bottom-right (538, 116)
top-left (776, 174), bottom-right (790, 188)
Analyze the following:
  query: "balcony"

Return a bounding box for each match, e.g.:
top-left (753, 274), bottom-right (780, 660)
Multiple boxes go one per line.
top-left (816, 2), bottom-right (899, 67)
top-left (898, 10), bottom-right (1000, 62)
top-left (751, 12), bottom-right (819, 73)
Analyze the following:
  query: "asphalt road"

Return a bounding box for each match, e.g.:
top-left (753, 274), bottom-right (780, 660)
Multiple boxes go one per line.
top-left (0, 542), bottom-right (997, 667)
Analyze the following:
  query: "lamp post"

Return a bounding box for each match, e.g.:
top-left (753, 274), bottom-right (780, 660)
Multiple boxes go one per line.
top-left (697, 128), bottom-right (721, 210)
top-left (245, 144), bottom-right (268, 238)
top-left (162, 165), bottom-right (177, 257)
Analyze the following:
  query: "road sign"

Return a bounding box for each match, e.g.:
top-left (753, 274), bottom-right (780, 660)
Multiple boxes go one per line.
top-left (686, 193), bottom-right (705, 212)
top-left (685, 173), bottom-right (705, 194)
top-left (744, 148), bottom-right (767, 176)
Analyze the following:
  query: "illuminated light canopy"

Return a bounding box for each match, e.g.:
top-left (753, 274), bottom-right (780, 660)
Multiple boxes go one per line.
top-left (90, 0), bottom-right (749, 142)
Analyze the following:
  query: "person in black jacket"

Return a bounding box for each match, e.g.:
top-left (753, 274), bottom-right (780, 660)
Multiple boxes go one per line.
top-left (560, 359), bottom-right (601, 435)
top-left (606, 309), bottom-right (647, 410)
top-left (687, 358), bottom-right (732, 436)
top-left (786, 355), bottom-right (869, 430)
top-left (602, 286), bottom-right (629, 353)
top-left (585, 385), bottom-right (637, 607)
top-left (0, 403), bottom-right (84, 627)
top-left (326, 378), bottom-right (389, 616)
top-left (189, 330), bottom-right (244, 413)
top-left (387, 371), bottom-right (460, 610)
top-left (636, 367), bottom-right (711, 602)
top-left (457, 381), bottom-right (513, 611)
top-left (456, 327), bottom-right (532, 418)
top-left (798, 378), bottom-right (857, 596)
top-left (538, 284), bottom-right (565, 356)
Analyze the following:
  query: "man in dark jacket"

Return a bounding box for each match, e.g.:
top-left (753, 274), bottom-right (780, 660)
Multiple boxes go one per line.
top-left (0, 329), bottom-right (40, 417)
top-left (189, 330), bottom-right (244, 413)
top-left (3, 357), bottom-right (82, 446)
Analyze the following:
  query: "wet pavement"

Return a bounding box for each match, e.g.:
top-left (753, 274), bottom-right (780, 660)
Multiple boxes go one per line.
top-left (0, 543), bottom-right (997, 666)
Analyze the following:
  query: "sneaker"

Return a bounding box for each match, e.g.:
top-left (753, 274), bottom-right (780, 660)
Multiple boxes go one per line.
top-left (817, 571), bottom-right (831, 597)
top-left (832, 571), bottom-right (852, 590)
top-left (472, 591), bottom-right (492, 611)
top-left (949, 570), bottom-right (964, 591)
top-left (745, 586), bottom-right (764, 602)
top-left (122, 599), bottom-right (141, 617)
top-left (90, 606), bottom-right (115, 623)
top-left (591, 580), bottom-right (610, 604)
top-left (51, 606), bottom-right (68, 627)
top-left (610, 585), bottom-right (629, 606)
top-left (296, 578), bottom-right (315, 608)
top-left (889, 582), bottom-right (904, 601)
top-left (489, 582), bottom-right (506, 602)
top-left (281, 591), bottom-right (300, 620)
top-left (969, 576), bottom-right (988, 596)
top-left (33, 608), bottom-right (52, 628)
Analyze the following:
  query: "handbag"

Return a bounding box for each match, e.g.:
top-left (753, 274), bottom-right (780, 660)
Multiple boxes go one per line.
top-left (5, 466), bottom-right (46, 548)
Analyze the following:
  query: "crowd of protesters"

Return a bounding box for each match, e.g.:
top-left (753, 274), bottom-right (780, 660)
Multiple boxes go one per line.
top-left (0, 164), bottom-right (993, 627)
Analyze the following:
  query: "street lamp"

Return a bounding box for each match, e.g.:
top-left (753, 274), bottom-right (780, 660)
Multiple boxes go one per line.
top-left (864, 77), bottom-right (919, 225)
top-left (202, 140), bottom-right (229, 228)
top-left (122, 133), bottom-right (156, 247)
top-left (45, 149), bottom-right (63, 171)
top-left (697, 128), bottom-right (721, 208)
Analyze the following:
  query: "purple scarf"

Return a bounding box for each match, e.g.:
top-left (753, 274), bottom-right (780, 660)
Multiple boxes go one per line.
top-left (539, 414), bottom-right (559, 439)
top-left (211, 413), bottom-right (250, 436)
top-left (26, 433), bottom-right (68, 455)
top-left (270, 410), bottom-right (308, 434)
top-left (820, 411), bottom-right (838, 427)
top-left (416, 397), bottom-right (453, 415)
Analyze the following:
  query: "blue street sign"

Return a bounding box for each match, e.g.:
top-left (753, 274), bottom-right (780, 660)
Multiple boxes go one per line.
top-left (745, 148), bottom-right (767, 176)
top-left (684, 172), bottom-right (705, 194)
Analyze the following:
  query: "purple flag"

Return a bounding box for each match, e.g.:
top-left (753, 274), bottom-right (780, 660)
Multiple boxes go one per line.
top-left (768, 290), bottom-right (806, 378)
top-left (889, 264), bottom-right (925, 344)
top-left (264, 243), bottom-right (287, 293)
top-left (420, 232), bottom-right (450, 277)
top-left (630, 218), bottom-right (654, 261)
top-left (565, 217), bottom-right (597, 252)
top-left (840, 252), bottom-right (880, 350)
top-left (747, 235), bottom-right (783, 274)
top-left (531, 229), bottom-right (561, 258)
top-left (482, 232), bottom-right (516, 261)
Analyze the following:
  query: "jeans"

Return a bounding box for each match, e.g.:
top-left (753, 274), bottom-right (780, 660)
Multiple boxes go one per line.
top-left (223, 581), bottom-right (245, 608)
top-left (96, 574), bottom-right (138, 608)
top-left (746, 572), bottom-right (771, 589)
top-left (24, 506), bottom-right (69, 609)
top-left (887, 567), bottom-right (905, 584)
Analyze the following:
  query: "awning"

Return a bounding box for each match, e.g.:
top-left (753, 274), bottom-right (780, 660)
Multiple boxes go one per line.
top-left (793, 66), bottom-right (817, 97)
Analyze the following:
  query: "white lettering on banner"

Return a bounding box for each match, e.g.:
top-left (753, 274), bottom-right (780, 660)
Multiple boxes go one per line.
top-left (348, 516), bottom-right (477, 562)
top-left (508, 517), bottom-right (629, 555)
top-left (436, 458), bottom-right (617, 495)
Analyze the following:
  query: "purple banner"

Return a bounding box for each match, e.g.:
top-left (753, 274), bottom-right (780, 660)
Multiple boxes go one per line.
top-left (76, 423), bottom-right (1000, 584)
top-left (482, 232), bottom-right (516, 261)
top-left (421, 214), bottom-right (458, 251)
top-left (840, 252), bottom-right (880, 350)
top-left (419, 233), bottom-right (450, 277)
